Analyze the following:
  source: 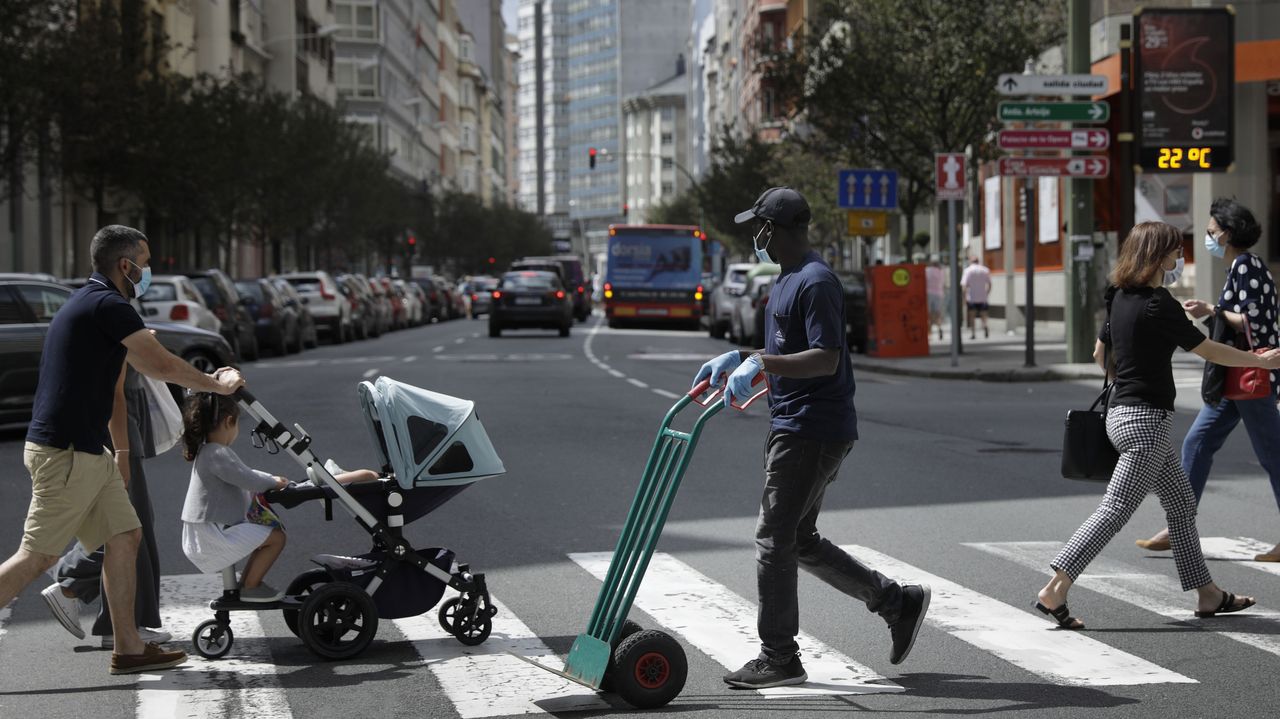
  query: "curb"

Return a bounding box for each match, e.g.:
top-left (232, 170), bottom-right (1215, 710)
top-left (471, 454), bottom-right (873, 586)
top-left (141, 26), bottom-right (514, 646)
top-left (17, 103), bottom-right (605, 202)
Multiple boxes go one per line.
top-left (849, 358), bottom-right (1103, 383)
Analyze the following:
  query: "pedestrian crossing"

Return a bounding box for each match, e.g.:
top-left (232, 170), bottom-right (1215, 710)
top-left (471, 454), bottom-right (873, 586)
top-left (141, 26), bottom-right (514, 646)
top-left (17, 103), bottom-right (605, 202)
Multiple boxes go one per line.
top-left (3, 536), bottom-right (1280, 718)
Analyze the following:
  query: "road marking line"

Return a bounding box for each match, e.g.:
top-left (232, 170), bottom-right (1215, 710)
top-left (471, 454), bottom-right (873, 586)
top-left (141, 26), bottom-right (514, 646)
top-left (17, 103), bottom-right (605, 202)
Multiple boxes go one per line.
top-left (402, 355), bottom-right (418, 363)
top-left (967, 541), bottom-right (1280, 659)
top-left (626, 378), bottom-right (648, 389)
top-left (1199, 537), bottom-right (1280, 578)
top-left (393, 596), bottom-right (607, 718)
top-left (652, 389), bottom-right (681, 400)
top-left (569, 552), bottom-right (902, 697)
top-left (137, 574), bottom-right (291, 719)
top-left (607, 370), bottom-right (625, 379)
top-left (845, 545), bottom-right (1193, 686)
top-left (362, 368), bottom-right (379, 379)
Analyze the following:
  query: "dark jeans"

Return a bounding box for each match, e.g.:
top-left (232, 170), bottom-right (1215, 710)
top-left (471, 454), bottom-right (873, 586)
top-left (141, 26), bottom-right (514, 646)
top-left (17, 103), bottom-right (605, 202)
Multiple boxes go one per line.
top-left (1182, 397), bottom-right (1280, 510)
top-left (756, 431), bottom-right (902, 662)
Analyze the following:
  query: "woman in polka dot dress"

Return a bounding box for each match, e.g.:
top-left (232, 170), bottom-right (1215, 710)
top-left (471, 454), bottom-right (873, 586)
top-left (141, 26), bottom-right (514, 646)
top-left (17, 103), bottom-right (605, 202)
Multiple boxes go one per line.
top-left (1137, 199), bottom-right (1280, 561)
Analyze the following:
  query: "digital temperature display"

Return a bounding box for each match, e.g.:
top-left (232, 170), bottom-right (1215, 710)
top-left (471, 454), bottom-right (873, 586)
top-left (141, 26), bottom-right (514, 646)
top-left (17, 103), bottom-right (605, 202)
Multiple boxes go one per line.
top-left (1138, 145), bottom-right (1230, 172)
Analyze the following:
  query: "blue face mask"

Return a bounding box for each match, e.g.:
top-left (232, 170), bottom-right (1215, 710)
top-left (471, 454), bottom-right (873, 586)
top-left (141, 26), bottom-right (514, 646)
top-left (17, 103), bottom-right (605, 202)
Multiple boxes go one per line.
top-left (1204, 231), bottom-right (1226, 259)
top-left (752, 222), bottom-right (774, 264)
top-left (126, 259), bottom-right (152, 298)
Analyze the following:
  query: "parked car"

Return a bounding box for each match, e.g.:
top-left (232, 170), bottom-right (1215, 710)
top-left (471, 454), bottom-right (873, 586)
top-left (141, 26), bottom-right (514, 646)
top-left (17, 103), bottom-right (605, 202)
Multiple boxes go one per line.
top-left (336, 273), bottom-right (374, 339)
top-left (467, 276), bottom-right (499, 318)
top-left (393, 279), bottom-right (424, 326)
top-left (730, 272), bottom-right (778, 347)
top-left (0, 277), bottom-right (234, 425)
top-left (183, 269), bottom-right (259, 361)
top-left (489, 270), bottom-right (573, 338)
top-left (137, 275), bottom-right (222, 335)
top-left (708, 262), bottom-right (756, 340)
top-left (514, 256), bottom-right (591, 322)
top-left (363, 276), bottom-right (393, 336)
top-left (410, 276), bottom-right (445, 323)
top-left (234, 278), bottom-right (300, 356)
top-left (835, 270), bottom-right (869, 354)
top-left (272, 278), bottom-right (319, 350)
top-left (281, 271), bottom-right (352, 344)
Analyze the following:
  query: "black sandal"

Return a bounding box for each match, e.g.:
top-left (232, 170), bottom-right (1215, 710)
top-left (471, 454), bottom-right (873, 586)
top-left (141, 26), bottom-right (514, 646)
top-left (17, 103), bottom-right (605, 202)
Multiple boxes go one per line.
top-left (1035, 601), bottom-right (1085, 629)
top-left (1194, 591), bottom-right (1256, 618)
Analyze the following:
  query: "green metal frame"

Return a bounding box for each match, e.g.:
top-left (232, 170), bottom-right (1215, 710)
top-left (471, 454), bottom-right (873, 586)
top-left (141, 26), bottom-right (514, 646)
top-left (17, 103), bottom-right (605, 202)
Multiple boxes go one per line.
top-left (561, 387), bottom-right (725, 688)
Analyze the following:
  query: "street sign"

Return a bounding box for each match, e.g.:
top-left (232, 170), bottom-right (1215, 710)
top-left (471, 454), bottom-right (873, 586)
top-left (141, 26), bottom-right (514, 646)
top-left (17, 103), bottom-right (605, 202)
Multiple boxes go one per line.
top-left (1135, 7), bottom-right (1234, 172)
top-left (997, 157), bottom-right (1110, 178)
top-left (838, 169), bottom-right (898, 210)
top-left (998, 101), bottom-right (1110, 123)
top-left (996, 74), bottom-right (1109, 96)
top-left (935, 153), bottom-right (966, 201)
top-left (846, 210), bottom-right (887, 236)
top-left (997, 129), bottom-right (1110, 150)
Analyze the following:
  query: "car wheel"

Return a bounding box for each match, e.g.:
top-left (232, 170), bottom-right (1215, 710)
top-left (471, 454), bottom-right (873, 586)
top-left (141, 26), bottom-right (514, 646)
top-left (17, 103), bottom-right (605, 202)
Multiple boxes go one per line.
top-left (184, 351), bottom-right (219, 374)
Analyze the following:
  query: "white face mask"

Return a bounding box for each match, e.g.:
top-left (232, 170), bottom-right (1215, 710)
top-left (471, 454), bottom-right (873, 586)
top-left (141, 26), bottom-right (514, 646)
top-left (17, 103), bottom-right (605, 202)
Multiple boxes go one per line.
top-left (752, 222), bottom-right (774, 264)
top-left (1163, 256), bottom-right (1185, 286)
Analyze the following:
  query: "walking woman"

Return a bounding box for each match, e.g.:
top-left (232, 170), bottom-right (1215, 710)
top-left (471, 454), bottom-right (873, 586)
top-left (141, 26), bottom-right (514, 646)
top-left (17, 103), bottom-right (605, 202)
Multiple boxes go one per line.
top-left (1136, 199), bottom-right (1280, 561)
top-left (1036, 221), bottom-right (1280, 629)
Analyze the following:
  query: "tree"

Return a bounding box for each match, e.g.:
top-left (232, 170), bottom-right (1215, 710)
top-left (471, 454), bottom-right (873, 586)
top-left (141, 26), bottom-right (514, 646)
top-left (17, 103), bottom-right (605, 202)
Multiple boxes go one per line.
top-left (769, 0), bottom-right (1065, 246)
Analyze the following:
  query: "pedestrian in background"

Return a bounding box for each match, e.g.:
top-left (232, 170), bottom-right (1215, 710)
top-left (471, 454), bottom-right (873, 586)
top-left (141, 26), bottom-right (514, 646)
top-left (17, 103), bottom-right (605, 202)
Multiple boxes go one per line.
top-left (960, 256), bottom-right (991, 339)
top-left (1136, 199), bottom-right (1280, 561)
top-left (1036, 221), bottom-right (1280, 629)
top-left (692, 187), bottom-right (929, 690)
top-left (925, 256), bottom-right (947, 341)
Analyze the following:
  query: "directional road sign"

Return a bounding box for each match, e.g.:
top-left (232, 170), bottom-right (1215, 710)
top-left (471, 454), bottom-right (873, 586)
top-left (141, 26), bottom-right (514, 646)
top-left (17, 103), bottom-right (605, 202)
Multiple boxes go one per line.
top-left (996, 156), bottom-right (1110, 178)
top-left (998, 101), bottom-right (1110, 123)
top-left (838, 169), bottom-right (898, 210)
top-left (846, 210), bottom-right (887, 236)
top-left (998, 129), bottom-right (1110, 150)
top-left (935, 153), bottom-right (966, 202)
top-left (996, 74), bottom-right (1109, 96)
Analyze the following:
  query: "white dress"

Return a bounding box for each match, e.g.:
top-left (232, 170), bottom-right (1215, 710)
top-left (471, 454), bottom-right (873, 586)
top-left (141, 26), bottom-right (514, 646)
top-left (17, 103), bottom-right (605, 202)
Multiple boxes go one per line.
top-left (182, 520), bottom-right (272, 574)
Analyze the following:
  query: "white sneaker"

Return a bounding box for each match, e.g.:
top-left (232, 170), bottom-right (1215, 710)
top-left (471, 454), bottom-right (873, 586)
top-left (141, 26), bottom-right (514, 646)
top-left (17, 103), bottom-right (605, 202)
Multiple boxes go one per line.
top-left (101, 627), bottom-right (172, 649)
top-left (40, 584), bottom-right (85, 640)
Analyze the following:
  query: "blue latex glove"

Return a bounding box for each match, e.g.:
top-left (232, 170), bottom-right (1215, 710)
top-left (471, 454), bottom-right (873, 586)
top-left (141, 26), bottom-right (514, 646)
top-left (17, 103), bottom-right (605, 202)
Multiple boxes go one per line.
top-left (724, 353), bottom-right (764, 407)
top-left (692, 350), bottom-right (742, 389)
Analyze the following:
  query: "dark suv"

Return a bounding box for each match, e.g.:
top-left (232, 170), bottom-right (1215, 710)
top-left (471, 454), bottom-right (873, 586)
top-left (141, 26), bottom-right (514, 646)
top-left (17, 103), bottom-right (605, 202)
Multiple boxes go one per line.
top-left (184, 269), bottom-right (259, 361)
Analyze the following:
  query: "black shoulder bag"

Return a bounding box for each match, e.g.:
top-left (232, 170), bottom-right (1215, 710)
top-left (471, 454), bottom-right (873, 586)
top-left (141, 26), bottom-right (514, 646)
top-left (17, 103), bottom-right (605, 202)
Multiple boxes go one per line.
top-left (1061, 291), bottom-right (1119, 481)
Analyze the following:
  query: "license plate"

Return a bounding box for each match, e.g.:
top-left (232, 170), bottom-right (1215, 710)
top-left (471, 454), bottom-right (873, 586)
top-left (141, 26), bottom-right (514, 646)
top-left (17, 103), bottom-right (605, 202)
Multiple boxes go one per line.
top-left (515, 297), bottom-right (541, 306)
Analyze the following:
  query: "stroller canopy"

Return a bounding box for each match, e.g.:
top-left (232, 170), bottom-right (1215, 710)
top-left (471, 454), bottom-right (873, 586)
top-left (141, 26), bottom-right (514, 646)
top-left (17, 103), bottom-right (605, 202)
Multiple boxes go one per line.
top-left (358, 377), bottom-right (506, 490)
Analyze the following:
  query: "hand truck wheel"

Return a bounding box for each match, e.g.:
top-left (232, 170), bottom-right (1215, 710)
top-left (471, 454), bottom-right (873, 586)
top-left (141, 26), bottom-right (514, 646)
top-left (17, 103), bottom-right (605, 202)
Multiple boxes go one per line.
top-left (609, 629), bottom-right (687, 709)
top-left (192, 619), bottom-right (234, 659)
top-left (297, 581), bottom-right (379, 660)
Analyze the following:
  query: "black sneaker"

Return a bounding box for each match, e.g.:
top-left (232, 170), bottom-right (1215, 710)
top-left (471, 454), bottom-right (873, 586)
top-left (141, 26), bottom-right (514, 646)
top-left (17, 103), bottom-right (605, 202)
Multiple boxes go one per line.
top-left (723, 655), bottom-right (807, 689)
top-left (889, 584), bottom-right (931, 665)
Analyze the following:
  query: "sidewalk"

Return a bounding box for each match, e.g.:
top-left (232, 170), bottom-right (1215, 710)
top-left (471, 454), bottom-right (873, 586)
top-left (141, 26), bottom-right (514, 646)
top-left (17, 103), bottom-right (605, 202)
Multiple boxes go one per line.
top-left (850, 323), bottom-right (1205, 383)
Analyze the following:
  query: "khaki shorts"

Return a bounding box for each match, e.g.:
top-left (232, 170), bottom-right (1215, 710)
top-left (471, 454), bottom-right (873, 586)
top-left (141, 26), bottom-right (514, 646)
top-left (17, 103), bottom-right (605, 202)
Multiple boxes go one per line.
top-left (21, 442), bottom-right (141, 556)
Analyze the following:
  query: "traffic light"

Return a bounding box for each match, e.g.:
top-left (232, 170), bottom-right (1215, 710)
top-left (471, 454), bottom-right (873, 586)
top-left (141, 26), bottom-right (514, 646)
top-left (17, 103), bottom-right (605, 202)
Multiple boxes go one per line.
top-left (589, 147), bottom-right (597, 169)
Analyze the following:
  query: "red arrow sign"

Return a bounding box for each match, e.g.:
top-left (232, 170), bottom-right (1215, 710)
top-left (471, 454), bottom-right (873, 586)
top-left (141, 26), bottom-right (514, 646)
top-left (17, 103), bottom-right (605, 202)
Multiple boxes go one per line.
top-left (997, 157), bottom-right (1110, 178)
top-left (998, 129), bottom-right (1110, 150)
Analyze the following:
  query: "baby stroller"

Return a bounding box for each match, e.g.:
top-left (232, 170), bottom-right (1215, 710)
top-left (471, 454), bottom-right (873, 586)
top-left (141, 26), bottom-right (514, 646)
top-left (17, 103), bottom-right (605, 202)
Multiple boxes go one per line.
top-left (190, 377), bottom-right (505, 661)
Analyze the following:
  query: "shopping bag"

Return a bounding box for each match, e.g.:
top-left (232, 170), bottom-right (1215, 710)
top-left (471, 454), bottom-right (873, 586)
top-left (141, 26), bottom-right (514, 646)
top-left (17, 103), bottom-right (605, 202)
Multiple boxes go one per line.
top-left (140, 374), bottom-right (183, 455)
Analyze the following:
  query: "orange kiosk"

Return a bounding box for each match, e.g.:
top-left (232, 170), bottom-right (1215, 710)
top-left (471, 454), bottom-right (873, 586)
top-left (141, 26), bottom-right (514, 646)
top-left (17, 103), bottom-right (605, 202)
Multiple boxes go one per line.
top-left (866, 264), bottom-right (930, 358)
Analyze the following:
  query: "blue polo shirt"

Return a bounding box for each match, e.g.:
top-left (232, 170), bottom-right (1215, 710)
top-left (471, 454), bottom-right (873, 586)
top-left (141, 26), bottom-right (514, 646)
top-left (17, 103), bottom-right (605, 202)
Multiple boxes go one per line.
top-left (764, 251), bottom-right (858, 441)
top-left (27, 273), bottom-right (146, 454)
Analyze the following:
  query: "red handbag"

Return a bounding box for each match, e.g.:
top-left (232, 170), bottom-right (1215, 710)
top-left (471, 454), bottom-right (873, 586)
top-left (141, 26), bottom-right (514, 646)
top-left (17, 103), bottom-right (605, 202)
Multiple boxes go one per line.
top-left (1224, 321), bottom-right (1271, 401)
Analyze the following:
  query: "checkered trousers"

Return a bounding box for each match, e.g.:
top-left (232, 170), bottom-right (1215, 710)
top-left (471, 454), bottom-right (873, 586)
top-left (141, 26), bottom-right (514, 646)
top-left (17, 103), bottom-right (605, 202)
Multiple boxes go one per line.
top-left (1052, 404), bottom-right (1213, 591)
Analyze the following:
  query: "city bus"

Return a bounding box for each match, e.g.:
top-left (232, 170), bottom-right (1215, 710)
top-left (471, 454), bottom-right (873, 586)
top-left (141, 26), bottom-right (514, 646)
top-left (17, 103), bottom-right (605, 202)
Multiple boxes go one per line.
top-left (603, 224), bottom-right (714, 328)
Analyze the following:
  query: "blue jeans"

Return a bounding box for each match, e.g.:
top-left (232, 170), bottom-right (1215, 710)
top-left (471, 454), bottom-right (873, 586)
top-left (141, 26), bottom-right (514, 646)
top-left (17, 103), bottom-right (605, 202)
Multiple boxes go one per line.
top-left (1182, 397), bottom-right (1280, 511)
top-left (755, 432), bottom-right (901, 662)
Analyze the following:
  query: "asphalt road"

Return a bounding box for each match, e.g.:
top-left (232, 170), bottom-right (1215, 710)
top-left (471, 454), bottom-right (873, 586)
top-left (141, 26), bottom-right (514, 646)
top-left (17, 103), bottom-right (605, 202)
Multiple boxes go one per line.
top-left (2, 315), bottom-right (1278, 718)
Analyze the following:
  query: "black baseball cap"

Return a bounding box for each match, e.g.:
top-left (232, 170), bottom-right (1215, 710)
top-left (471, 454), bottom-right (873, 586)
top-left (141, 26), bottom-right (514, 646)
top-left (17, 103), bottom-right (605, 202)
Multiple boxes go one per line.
top-left (734, 187), bottom-right (811, 228)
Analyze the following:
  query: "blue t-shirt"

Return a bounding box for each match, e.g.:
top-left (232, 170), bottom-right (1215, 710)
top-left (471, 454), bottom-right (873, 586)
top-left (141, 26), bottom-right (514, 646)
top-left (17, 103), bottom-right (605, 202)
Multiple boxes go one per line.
top-left (763, 251), bottom-right (858, 441)
top-left (27, 273), bottom-right (146, 454)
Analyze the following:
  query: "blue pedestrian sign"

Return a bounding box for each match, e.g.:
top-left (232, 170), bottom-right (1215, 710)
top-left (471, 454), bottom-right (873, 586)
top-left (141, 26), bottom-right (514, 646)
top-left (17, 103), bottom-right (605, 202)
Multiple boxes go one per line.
top-left (838, 169), bottom-right (898, 210)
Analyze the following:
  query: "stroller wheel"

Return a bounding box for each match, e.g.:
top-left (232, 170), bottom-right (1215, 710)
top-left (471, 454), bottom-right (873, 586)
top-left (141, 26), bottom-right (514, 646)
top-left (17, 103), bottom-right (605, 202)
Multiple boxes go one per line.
top-left (438, 595), bottom-right (493, 646)
top-left (297, 582), bottom-right (379, 661)
top-left (192, 620), bottom-right (234, 659)
top-left (282, 568), bottom-right (333, 637)
top-left (609, 629), bottom-right (687, 709)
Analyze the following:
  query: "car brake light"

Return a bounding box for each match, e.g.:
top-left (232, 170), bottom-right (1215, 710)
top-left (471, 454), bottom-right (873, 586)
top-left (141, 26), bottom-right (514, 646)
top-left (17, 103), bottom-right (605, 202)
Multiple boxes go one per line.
top-left (170, 305), bottom-right (190, 321)
top-left (555, 290), bottom-right (565, 300)
top-left (492, 290), bottom-right (502, 300)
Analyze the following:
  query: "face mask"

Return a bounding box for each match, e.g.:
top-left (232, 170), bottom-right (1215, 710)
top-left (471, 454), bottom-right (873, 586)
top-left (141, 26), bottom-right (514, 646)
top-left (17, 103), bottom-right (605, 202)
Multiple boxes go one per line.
top-left (752, 222), bottom-right (774, 264)
top-left (125, 259), bottom-right (152, 298)
top-left (1163, 257), bottom-right (1185, 286)
top-left (1204, 231), bottom-right (1226, 259)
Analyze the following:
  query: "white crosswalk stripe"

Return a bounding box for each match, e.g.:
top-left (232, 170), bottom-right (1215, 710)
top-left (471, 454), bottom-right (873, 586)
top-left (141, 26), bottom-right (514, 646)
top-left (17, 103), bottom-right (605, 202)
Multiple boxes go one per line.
top-left (967, 541), bottom-right (1280, 658)
top-left (1199, 537), bottom-right (1280, 578)
top-left (392, 596), bottom-right (609, 718)
top-left (570, 551), bottom-right (904, 697)
top-left (844, 545), bottom-right (1194, 686)
top-left (136, 574), bottom-right (291, 719)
